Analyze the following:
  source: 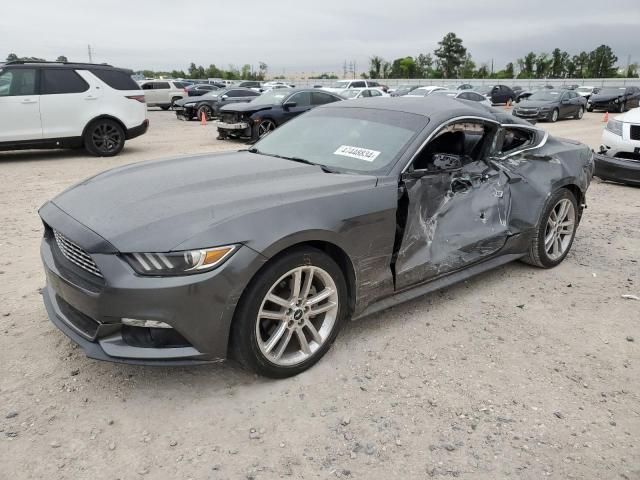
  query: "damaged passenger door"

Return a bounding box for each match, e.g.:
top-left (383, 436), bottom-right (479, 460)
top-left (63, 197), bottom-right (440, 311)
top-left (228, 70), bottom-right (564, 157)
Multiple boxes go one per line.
top-left (393, 120), bottom-right (513, 290)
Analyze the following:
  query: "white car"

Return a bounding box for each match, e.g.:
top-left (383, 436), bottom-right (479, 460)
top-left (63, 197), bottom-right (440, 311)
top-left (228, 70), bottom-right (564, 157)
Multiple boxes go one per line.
top-left (575, 86), bottom-right (598, 99)
top-left (322, 79), bottom-right (384, 94)
top-left (139, 79), bottom-right (189, 109)
top-left (600, 107), bottom-right (640, 158)
top-left (431, 89), bottom-right (492, 106)
top-left (405, 86), bottom-right (447, 97)
top-left (0, 61), bottom-right (148, 157)
top-left (339, 88), bottom-right (388, 99)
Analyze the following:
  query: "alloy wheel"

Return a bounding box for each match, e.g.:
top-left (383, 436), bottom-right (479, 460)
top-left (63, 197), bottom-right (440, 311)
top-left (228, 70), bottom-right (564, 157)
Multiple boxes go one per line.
top-left (256, 266), bottom-right (339, 366)
top-left (91, 123), bottom-right (122, 154)
top-left (544, 198), bottom-right (575, 261)
top-left (258, 120), bottom-right (276, 137)
top-left (551, 109), bottom-right (559, 122)
top-left (577, 107), bottom-right (584, 119)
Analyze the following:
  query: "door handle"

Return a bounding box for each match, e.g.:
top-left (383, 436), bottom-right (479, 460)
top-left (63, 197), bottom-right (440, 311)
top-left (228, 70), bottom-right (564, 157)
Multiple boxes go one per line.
top-left (21, 98), bottom-right (37, 104)
top-left (85, 95), bottom-right (98, 100)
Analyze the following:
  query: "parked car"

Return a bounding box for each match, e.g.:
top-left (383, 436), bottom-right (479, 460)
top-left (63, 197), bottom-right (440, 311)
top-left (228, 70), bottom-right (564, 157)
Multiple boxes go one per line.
top-left (431, 89), bottom-right (492, 106)
top-left (457, 83), bottom-right (475, 90)
top-left (39, 95), bottom-right (593, 377)
top-left (173, 87), bottom-right (260, 120)
top-left (185, 84), bottom-right (219, 97)
top-left (139, 79), bottom-right (189, 109)
top-left (322, 79), bottom-right (383, 93)
top-left (339, 88), bottom-right (388, 99)
top-left (405, 86), bottom-right (447, 97)
top-left (236, 81), bottom-right (263, 92)
top-left (513, 89), bottom-right (587, 122)
top-left (473, 84), bottom-right (515, 105)
top-left (0, 61), bottom-right (148, 157)
top-left (587, 86), bottom-right (640, 113)
top-left (216, 88), bottom-right (342, 141)
top-left (594, 107), bottom-right (640, 186)
top-left (390, 85), bottom-right (422, 97)
top-left (575, 86), bottom-right (599, 101)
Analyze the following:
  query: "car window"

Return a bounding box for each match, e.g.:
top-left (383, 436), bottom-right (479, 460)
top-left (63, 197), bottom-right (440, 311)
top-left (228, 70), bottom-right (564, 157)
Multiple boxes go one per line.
top-left (498, 127), bottom-right (536, 156)
top-left (0, 68), bottom-right (37, 96)
top-left (311, 92), bottom-right (339, 105)
top-left (173, 82), bottom-right (188, 89)
top-left (289, 91), bottom-right (311, 106)
top-left (370, 89), bottom-right (382, 97)
top-left (458, 92), bottom-right (470, 100)
top-left (141, 82), bottom-right (153, 90)
top-left (154, 82), bottom-right (170, 89)
top-left (90, 69), bottom-right (140, 90)
top-left (41, 69), bottom-right (89, 95)
top-left (361, 90), bottom-right (371, 98)
top-left (368, 81), bottom-right (379, 87)
top-left (351, 81), bottom-right (366, 88)
top-left (227, 89), bottom-right (244, 97)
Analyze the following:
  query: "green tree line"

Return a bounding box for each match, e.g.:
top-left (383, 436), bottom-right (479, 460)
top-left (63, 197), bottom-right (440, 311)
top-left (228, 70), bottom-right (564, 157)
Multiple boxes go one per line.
top-left (366, 33), bottom-right (638, 79)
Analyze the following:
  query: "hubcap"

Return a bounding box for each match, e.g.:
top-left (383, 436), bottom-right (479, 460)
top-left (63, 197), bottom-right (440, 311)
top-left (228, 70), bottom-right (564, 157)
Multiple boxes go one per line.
top-left (578, 108), bottom-right (584, 118)
top-left (552, 110), bottom-right (558, 122)
top-left (256, 266), bottom-right (339, 366)
top-left (258, 120), bottom-right (276, 137)
top-left (544, 198), bottom-right (575, 261)
top-left (92, 124), bottom-right (121, 153)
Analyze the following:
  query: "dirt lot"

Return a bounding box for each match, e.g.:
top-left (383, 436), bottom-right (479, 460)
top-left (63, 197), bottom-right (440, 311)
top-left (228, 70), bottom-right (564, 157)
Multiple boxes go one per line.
top-left (1, 108), bottom-right (639, 480)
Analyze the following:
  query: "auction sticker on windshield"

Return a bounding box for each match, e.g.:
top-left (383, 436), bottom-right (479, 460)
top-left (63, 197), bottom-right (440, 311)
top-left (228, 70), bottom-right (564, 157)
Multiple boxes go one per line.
top-left (334, 145), bottom-right (381, 162)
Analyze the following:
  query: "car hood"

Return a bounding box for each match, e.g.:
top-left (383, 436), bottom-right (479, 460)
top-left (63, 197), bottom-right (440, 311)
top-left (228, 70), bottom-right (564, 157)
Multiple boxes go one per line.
top-left (49, 152), bottom-right (377, 252)
top-left (175, 96), bottom-right (218, 107)
top-left (591, 93), bottom-right (623, 102)
top-left (220, 103), bottom-right (274, 113)
top-left (518, 100), bottom-right (558, 108)
top-left (614, 106), bottom-right (640, 123)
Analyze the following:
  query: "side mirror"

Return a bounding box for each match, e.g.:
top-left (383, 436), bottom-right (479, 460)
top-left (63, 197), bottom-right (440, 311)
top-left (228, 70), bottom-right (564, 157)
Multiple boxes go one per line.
top-left (220, 94), bottom-right (228, 100)
top-left (432, 153), bottom-right (463, 171)
top-left (283, 101), bottom-right (297, 110)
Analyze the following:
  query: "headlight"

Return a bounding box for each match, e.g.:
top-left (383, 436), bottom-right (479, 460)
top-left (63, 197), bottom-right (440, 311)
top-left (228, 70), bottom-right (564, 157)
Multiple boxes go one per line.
top-left (124, 245), bottom-right (236, 276)
top-left (605, 119), bottom-right (623, 136)
top-left (614, 98), bottom-right (619, 104)
top-left (539, 106), bottom-right (551, 111)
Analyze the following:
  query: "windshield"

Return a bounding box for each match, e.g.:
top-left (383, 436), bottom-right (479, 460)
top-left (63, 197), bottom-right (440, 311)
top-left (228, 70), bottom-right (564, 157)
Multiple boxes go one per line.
top-left (328, 81), bottom-right (350, 89)
top-left (432, 90), bottom-right (457, 97)
top-left (203, 90), bottom-right (222, 98)
top-left (340, 89), bottom-right (360, 99)
top-left (527, 90), bottom-right (562, 101)
top-left (251, 107), bottom-right (428, 174)
top-left (473, 86), bottom-right (491, 95)
top-left (248, 90), bottom-right (289, 105)
top-left (576, 87), bottom-right (591, 93)
top-left (407, 89), bottom-right (429, 96)
top-left (598, 88), bottom-right (625, 95)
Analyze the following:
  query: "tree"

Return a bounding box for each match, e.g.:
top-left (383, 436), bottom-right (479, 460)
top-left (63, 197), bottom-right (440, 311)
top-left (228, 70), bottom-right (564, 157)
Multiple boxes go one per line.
top-left (6, 53), bottom-right (18, 62)
top-left (550, 48), bottom-right (565, 78)
top-left (188, 62), bottom-right (198, 78)
top-left (517, 52), bottom-right (537, 78)
top-left (572, 51), bottom-right (589, 78)
top-left (434, 32), bottom-right (467, 78)
top-left (368, 55), bottom-right (384, 79)
top-left (587, 45), bottom-right (618, 78)
top-left (475, 64), bottom-right (489, 78)
top-left (416, 53), bottom-right (434, 78)
top-left (459, 54), bottom-right (476, 78)
top-left (241, 64), bottom-right (251, 79)
top-left (56, 55), bottom-right (68, 62)
top-left (534, 53), bottom-right (552, 78)
top-left (626, 63), bottom-right (639, 78)
top-left (258, 62), bottom-right (268, 80)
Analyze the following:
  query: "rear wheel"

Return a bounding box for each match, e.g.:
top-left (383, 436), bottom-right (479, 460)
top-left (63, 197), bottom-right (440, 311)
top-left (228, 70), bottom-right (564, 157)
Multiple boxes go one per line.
top-left (521, 189), bottom-right (578, 268)
top-left (549, 108), bottom-right (559, 123)
top-left (618, 101), bottom-right (626, 113)
top-left (197, 105), bottom-right (213, 121)
top-left (83, 119), bottom-right (125, 157)
top-left (231, 247), bottom-right (348, 378)
top-left (170, 97), bottom-right (181, 109)
top-left (574, 106), bottom-right (584, 119)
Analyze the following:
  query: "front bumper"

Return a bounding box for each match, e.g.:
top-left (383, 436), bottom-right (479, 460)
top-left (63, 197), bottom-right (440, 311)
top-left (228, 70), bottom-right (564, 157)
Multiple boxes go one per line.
top-left (594, 153), bottom-right (640, 186)
top-left (588, 101), bottom-right (620, 111)
top-left (39, 205), bottom-right (267, 364)
top-left (126, 119), bottom-right (149, 140)
top-left (215, 121), bottom-right (250, 131)
top-left (512, 109), bottom-right (552, 120)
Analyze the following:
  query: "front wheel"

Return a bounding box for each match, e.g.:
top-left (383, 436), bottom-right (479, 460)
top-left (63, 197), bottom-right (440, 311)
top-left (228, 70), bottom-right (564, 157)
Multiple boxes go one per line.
top-left (258, 119), bottom-right (277, 138)
top-left (231, 247), bottom-right (348, 378)
top-left (83, 119), bottom-right (125, 157)
top-left (197, 105), bottom-right (213, 121)
top-left (521, 189), bottom-right (578, 268)
top-left (618, 102), bottom-right (626, 113)
top-left (549, 108), bottom-right (559, 123)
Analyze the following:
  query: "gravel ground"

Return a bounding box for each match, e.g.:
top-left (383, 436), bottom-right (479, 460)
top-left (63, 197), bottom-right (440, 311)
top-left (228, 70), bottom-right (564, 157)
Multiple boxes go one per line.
top-left (1, 108), bottom-right (638, 480)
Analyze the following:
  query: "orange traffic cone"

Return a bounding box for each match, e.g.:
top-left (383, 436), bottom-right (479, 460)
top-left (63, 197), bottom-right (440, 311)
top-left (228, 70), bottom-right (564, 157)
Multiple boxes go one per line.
top-left (602, 112), bottom-right (609, 123)
top-left (201, 110), bottom-right (207, 126)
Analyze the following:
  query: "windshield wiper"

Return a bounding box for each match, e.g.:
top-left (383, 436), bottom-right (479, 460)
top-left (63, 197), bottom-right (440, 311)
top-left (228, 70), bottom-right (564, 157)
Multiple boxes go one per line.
top-left (247, 149), bottom-right (340, 173)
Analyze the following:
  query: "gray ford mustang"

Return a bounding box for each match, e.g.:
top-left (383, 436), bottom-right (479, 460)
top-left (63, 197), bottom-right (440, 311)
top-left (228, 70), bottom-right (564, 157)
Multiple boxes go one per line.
top-left (40, 96), bottom-right (594, 378)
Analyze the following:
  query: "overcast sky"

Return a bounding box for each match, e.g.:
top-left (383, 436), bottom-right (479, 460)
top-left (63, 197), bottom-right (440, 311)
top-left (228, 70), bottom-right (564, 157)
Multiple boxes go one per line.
top-left (2, 0), bottom-right (639, 75)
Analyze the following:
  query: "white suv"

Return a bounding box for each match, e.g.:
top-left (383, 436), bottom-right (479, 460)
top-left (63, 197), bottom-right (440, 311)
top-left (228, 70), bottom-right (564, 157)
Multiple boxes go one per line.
top-left (138, 79), bottom-right (188, 109)
top-left (0, 61), bottom-right (148, 156)
top-left (322, 79), bottom-right (384, 94)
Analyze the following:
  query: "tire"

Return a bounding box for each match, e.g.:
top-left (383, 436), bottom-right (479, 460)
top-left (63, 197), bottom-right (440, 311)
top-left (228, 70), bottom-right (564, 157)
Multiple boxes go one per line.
top-left (257, 119), bottom-right (277, 138)
top-left (170, 97), bottom-right (181, 109)
top-left (574, 107), bottom-right (584, 119)
top-left (549, 108), bottom-right (559, 123)
top-left (521, 189), bottom-right (578, 268)
top-left (618, 102), bottom-right (625, 113)
top-left (231, 246), bottom-right (348, 378)
top-left (83, 119), bottom-right (125, 157)
top-left (160, 106), bottom-right (170, 111)
top-left (586, 104), bottom-right (593, 112)
top-left (197, 105), bottom-right (213, 121)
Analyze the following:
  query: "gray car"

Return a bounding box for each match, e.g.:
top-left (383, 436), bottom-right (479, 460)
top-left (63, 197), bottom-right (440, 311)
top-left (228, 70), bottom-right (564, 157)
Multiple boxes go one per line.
top-left (40, 96), bottom-right (594, 377)
top-left (513, 89), bottom-right (587, 122)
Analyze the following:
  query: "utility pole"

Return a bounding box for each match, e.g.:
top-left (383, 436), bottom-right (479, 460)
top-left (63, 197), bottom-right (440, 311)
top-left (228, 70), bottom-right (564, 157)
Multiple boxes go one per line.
top-left (87, 44), bottom-right (93, 63)
top-left (343, 60), bottom-right (347, 78)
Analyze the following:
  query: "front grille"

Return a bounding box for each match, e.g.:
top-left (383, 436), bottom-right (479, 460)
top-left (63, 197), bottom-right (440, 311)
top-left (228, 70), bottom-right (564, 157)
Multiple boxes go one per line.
top-left (630, 125), bottom-right (640, 141)
top-left (54, 230), bottom-right (103, 278)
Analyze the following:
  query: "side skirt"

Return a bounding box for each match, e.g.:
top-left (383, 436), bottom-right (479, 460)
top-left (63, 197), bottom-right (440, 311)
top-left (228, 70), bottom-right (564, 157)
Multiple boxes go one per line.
top-left (352, 253), bottom-right (524, 321)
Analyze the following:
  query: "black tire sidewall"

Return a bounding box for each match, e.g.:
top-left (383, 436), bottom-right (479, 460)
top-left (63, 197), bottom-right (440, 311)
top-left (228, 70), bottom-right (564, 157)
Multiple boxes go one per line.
top-left (231, 247), bottom-right (348, 378)
top-left (83, 119), bottom-right (125, 157)
top-left (197, 105), bottom-right (212, 119)
top-left (534, 189), bottom-right (578, 268)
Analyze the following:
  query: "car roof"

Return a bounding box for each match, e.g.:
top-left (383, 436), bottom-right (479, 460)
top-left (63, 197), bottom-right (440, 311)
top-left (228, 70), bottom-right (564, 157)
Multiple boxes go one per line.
top-left (3, 61), bottom-right (132, 74)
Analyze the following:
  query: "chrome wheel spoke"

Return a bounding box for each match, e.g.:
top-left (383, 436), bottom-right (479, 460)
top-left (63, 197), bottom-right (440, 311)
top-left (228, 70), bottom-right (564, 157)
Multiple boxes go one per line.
top-left (296, 330), bottom-right (311, 355)
top-left (273, 329), bottom-right (294, 360)
top-left (290, 269), bottom-right (302, 300)
top-left (545, 198), bottom-right (575, 260)
top-left (301, 267), bottom-right (314, 300)
top-left (305, 321), bottom-right (323, 344)
top-left (309, 301), bottom-right (337, 317)
top-left (260, 310), bottom-right (286, 321)
top-left (306, 288), bottom-right (333, 307)
top-left (264, 322), bottom-right (287, 354)
top-left (266, 293), bottom-right (291, 308)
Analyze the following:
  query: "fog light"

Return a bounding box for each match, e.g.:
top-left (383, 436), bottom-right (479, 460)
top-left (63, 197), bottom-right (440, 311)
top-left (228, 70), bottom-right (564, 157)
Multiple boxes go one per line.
top-left (121, 318), bottom-right (172, 329)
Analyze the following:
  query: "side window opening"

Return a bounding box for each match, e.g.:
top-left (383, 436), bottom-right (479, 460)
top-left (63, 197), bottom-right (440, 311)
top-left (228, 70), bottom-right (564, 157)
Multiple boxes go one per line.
top-left (411, 122), bottom-right (492, 171)
top-left (498, 127), bottom-right (535, 156)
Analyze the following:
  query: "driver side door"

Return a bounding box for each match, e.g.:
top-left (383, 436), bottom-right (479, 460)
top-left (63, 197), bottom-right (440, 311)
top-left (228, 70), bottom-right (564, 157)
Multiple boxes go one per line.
top-left (394, 120), bottom-right (513, 289)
